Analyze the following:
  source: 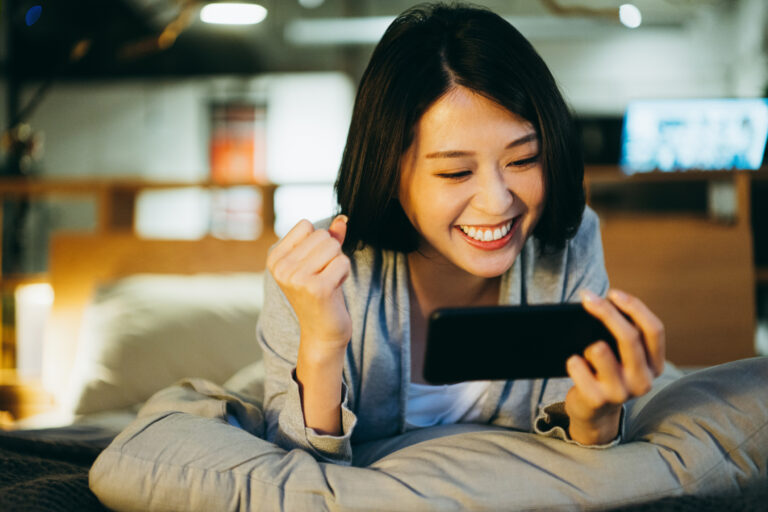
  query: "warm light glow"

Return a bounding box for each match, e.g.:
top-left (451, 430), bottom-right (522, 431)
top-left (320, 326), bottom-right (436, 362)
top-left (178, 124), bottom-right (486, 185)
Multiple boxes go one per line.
top-left (619, 4), bottom-right (642, 29)
top-left (15, 283), bottom-right (54, 379)
top-left (16, 283), bottom-right (54, 308)
top-left (200, 2), bottom-right (267, 25)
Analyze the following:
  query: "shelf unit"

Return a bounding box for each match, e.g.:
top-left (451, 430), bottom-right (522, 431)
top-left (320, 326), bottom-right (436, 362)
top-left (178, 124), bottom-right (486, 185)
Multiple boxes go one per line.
top-left (0, 177), bottom-right (278, 237)
top-left (0, 178), bottom-right (278, 424)
top-left (585, 166), bottom-right (766, 366)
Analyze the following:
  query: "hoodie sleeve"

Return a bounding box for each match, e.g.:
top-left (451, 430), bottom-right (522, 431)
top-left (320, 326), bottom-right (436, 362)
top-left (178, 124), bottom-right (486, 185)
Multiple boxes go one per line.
top-left (257, 269), bottom-right (358, 465)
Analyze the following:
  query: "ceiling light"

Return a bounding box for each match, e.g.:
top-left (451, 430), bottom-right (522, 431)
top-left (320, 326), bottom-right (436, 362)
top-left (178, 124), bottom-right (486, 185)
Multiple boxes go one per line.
top-left (200, 2), bottom-right (267, 25)
top-left (619, 4), bottom-right (642, 28)
top-left (298, 0), bottom-right (325, 8)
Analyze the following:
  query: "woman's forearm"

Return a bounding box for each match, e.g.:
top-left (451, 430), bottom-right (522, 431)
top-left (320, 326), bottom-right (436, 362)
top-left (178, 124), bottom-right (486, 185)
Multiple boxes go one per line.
top-left (295, 341), bottom-right (347, 436)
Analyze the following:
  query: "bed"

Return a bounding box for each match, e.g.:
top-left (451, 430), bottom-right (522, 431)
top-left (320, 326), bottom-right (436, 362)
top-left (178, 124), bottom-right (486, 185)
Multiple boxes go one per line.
top-left (2, 229), bottom-right (766, 511)
top-left (1, 231), bottom-right (276, 511)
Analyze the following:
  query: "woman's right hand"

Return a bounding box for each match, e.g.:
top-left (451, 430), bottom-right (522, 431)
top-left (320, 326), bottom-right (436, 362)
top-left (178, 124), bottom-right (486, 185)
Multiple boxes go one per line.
top-left (266, 215), bottom-right (352, 354)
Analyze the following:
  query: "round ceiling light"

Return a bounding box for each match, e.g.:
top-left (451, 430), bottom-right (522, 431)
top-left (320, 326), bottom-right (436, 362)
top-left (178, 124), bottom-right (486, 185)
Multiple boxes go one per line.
top-left (619, 4), bottom-right (642, 29)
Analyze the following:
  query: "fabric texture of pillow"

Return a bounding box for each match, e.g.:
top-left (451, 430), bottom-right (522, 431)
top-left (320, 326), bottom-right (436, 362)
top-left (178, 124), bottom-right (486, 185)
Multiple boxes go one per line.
top-left (90, 357), bottom-right (768, 511)
top-left (66, 273), bottom-right (264, 415)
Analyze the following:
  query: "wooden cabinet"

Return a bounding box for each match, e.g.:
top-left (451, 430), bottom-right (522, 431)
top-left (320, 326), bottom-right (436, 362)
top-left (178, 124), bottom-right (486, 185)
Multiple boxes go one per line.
top-left (0, 370), bottom-right (54, 428)
top-left (586, 167), bottom-right (765, 366)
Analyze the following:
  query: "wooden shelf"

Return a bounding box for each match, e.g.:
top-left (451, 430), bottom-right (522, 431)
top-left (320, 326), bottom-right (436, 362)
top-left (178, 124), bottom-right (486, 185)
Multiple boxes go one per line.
top-left (584, 166), bottom-right (762, 366)
top-left (585, 165), bottom-right (768, 183)
top-left (0, 177), bottom-right (278, 235)
top-left (0, 176), bottom-right (276, 194)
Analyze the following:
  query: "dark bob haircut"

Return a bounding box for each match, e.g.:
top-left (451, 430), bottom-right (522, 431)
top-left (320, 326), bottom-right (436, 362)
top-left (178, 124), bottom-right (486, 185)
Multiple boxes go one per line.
top-left (335, 2), bottom-right (585, 256)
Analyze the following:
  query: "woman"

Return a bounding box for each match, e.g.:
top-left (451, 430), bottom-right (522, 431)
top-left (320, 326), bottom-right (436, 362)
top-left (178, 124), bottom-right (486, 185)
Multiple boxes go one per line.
top-left (258, 2), bottom-right (665, 466)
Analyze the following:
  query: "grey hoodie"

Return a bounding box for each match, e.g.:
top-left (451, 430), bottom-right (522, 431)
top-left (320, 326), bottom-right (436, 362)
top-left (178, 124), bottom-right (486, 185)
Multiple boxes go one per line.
top-left (258, 206), bottom-right (620, 465)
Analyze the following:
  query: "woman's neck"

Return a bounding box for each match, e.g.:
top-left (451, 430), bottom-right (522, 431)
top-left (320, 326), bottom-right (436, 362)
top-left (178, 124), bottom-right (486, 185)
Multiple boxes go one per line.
top-left (406, 250), bottom-right (501, 314)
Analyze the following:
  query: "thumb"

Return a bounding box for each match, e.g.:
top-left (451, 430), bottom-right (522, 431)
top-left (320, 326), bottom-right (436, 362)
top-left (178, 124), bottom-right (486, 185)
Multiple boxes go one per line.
top-left (328, 214), bottom-right (348, 245)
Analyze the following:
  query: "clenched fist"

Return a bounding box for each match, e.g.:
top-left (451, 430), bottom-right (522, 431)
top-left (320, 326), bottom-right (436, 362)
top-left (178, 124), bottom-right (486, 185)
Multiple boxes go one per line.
top-left (267, 215), bottom-right (352, 354)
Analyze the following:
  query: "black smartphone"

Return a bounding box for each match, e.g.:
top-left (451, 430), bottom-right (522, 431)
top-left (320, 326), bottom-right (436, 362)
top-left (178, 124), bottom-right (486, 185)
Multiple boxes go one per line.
top-left (422, 303), bottom-right (621, 384)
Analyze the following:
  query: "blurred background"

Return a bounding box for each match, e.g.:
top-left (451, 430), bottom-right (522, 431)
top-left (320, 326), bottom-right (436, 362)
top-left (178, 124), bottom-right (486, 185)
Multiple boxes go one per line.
top-left (0, 0), bottom-right (767, 416)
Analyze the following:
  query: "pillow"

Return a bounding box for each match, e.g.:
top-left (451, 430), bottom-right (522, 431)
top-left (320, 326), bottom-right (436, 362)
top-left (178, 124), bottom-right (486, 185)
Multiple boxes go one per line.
top-left (90, 357), bottom-right (768, 511)
top-left (65, 273), bottom-right (264, 415)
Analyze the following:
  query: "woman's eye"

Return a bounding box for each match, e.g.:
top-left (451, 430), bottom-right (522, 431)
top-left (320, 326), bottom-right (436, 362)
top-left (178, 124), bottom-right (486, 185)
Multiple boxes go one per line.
top-left (438, 171), bottom-right (472, 180)
top-left (507, 154), bottom-right (540, 168)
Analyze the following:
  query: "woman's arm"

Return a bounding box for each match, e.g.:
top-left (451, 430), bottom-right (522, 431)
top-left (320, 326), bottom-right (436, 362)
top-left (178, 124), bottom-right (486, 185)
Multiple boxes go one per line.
top-left (296, 340), bottom-right (346, 435)
top-left (258, 216), bottom-right (359, 464)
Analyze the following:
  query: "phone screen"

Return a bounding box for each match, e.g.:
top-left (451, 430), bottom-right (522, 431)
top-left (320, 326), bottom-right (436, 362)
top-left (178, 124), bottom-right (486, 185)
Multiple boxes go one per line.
top-left (423, 303), bottom-right (620, 384)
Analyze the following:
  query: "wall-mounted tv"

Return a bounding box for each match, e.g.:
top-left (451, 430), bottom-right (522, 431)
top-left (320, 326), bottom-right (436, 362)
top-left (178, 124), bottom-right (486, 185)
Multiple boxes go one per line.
top-left (620, 99), bottom-right (768, 174)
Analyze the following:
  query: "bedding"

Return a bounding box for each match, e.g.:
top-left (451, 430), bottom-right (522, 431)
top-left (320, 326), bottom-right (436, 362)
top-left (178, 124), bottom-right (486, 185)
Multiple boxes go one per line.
top-left (64, 272), bottom-right (265, 415)
top-left (89, 356), bottom-right (768, 511)
top-left (0, 426), bottom-right (115, 511)
top-left (12, 270), bottom-right (766, 511)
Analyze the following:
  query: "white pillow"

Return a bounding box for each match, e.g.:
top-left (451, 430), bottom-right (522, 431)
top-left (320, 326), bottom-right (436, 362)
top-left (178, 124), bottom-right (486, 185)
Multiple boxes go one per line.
top-left (65, 273), bottom-right (264, 414)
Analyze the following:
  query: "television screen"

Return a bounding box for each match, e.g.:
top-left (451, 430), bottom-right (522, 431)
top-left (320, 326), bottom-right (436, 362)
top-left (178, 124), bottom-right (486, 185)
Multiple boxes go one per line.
top-left (620, 99), bottom-right (768, 174)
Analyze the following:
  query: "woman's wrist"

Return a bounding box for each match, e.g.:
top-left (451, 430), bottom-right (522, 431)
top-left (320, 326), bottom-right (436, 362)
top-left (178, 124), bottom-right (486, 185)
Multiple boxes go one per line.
top-left (298, 338), bottom-right (348, 366)
top-left (295, 340), bottom-right (347, 436)
top-left (567, 405), bottom-right (622, 445)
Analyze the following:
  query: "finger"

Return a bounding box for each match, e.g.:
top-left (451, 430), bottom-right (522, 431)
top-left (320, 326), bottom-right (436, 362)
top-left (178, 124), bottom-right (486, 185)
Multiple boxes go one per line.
top-left (566, 355), bottom-right (606, 411)
top-left (286, 229), bottom-right (337, 270)
top-left (584, 341), bottom-right (628, 404)
top-left (328, 215), bottom-right (348, 245)
top-left (319, 252), bottom-right (351, 289)
top-left (580, 289), bottom-right (652, 392)
top-left (272, 229), bottom-right (334, 284)
top-left (292, 236), bottom-right (344, 278)
top-left (608, 289), bottom-right (666, 376)
top-left (267, 219), bottom-right (314, 269)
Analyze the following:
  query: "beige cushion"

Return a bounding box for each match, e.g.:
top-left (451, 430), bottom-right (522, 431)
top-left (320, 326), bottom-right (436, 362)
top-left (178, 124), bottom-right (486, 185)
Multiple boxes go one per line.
top-left (66, 273), bottom-right (264, 414)
top-left (90, 357), bottom-right (768, 511)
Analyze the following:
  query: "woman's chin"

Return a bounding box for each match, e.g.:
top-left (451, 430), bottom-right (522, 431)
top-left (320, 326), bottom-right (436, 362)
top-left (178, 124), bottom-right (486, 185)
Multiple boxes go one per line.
top-left (457, 248), bottom-right (521, 279)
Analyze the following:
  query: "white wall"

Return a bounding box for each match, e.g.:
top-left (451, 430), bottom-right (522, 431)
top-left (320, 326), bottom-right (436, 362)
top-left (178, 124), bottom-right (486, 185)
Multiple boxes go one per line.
top-left (21, 72), bottom-right (354, 182)
top-left (532, 3), bottom-right (765, 115)
top-left (12, 73), bottom-right (355, 236)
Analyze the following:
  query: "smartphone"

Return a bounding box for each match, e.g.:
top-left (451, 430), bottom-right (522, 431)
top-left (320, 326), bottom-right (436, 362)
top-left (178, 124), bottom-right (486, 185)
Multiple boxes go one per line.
top-left (422, 303), bottom-right (621, 384)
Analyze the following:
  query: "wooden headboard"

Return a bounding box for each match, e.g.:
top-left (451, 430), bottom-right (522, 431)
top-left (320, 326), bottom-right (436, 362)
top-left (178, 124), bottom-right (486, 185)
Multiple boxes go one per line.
top-left (43, 231), bottom-right (278, 403)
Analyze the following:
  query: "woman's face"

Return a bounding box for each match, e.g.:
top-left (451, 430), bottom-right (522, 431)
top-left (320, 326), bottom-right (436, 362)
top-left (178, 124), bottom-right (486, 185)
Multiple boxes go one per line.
top-left (398, 86), bottom-right (546, 278)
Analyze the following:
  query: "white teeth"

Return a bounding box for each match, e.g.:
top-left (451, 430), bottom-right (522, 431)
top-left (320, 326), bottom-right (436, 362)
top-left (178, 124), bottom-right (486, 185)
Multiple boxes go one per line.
top-left (459, 218), bottom-right (516, 242)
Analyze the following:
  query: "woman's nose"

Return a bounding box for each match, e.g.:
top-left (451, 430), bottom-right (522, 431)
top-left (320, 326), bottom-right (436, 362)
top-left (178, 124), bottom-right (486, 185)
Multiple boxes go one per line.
top-left (473, 168), bottom-right (514, 215)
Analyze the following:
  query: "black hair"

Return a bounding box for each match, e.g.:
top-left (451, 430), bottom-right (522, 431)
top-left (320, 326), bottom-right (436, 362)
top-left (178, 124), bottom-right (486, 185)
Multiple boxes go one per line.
top-left (334, 2), bottom-right (585, 256)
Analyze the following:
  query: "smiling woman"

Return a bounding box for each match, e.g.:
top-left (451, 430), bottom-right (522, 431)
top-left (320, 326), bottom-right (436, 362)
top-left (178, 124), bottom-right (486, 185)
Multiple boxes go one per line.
top-left (91, 3), bottom-right (669, 495)
top-left (253, 1), bottom-right (665, 457)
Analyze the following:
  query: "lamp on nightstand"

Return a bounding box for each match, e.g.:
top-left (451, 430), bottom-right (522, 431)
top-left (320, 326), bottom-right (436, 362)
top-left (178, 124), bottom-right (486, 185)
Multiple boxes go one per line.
top-left (0, 278), bottom-right (55, 428)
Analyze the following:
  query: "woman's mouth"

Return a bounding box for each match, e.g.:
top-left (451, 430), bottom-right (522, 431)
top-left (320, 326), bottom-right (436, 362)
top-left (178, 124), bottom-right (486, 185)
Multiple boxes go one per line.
top-left (455, 216), bottom-right (521, 251)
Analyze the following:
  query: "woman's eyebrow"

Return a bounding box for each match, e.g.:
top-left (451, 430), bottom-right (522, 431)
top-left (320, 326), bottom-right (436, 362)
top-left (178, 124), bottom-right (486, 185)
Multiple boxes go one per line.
top-left (424, 132), bottom-right (538, 159)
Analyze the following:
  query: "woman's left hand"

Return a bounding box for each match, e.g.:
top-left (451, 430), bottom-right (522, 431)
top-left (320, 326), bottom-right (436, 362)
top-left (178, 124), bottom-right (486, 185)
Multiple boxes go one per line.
top-left (564, 288), bottom-right (666, 445)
